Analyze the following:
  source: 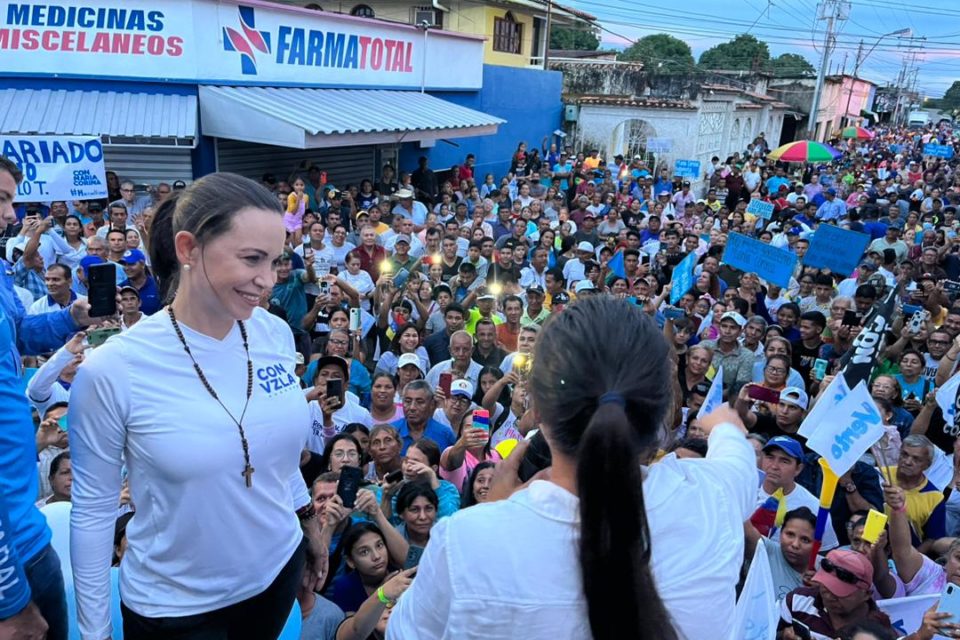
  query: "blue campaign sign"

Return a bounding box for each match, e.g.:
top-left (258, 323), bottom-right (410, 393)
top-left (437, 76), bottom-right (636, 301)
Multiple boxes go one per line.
top-left (674, 159), bottom-right (701, 179)
top-left (802, 224), bottom-right (871, 275)
top-left (923, 143), bottom-right (955, 158)
top-left (722, 233), bottom-right (797, 288)
top-left (746, 199), bottom-right (775, 219)
top-left (670, 251), bottom-right (698, 304)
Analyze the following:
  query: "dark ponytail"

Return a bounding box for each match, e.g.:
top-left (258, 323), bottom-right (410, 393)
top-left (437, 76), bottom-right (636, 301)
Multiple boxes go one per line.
top-left (148, 172), bottom-right (282, 304)
top-left (530, 296), bottom-right (677, 640)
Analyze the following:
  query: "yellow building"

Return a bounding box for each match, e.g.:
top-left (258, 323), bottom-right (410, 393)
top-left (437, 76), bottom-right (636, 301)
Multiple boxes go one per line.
top-left (278, 0), bottom-right (596, 67)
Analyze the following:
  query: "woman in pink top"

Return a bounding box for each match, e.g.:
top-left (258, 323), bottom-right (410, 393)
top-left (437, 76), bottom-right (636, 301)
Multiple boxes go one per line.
top-left (439, 410), bottom-right (501, 493)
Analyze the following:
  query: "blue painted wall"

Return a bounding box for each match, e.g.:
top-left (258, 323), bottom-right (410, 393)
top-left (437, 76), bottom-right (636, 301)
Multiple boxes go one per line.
top-left (399, 64), bottom-right (563, 182)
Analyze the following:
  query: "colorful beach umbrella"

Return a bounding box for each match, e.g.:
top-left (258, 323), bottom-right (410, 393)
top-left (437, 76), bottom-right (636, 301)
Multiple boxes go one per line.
top-left (767, 140), bottom-right (843, 163)
top-left (840, 126), bottom-right (874, 139)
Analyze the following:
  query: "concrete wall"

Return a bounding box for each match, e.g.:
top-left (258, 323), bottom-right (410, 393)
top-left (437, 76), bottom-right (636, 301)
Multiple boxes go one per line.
top-left (306, 0), bottom-right (543, 68)
top-left (398, 63), bottom-right (563, 179)
top-left (575, 104), bottom-right (698, 173)
top-left (553, 61), bottom-right (646, 97)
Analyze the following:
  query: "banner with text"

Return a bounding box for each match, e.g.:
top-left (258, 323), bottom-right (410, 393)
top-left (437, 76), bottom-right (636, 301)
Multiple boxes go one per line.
top-left (746, 199), bottom-right (775, 220)
top-left (923, 143), bottom-right (955, 159)
top-left (670, 250), bottom-right (697, 304)
top-left (0, 1), bottom-right (484, 90)
top-left (803, 224), bottom-right (871, 276)
top-left (805, 381), bottom-right (885, 477)
top-left (722, 233), bottom-right (797, 288)
top-left (673, 159), bottom-right (701, 179)
top-left (0, 135), bottom-right (107, 202)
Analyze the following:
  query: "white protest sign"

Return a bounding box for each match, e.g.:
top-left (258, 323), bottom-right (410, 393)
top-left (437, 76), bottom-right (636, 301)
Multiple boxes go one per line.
top-left (936, 372), bottom-right (960, 424)
top-left (699, 366), bottom-right (724, 416)
top-left (804, 381), bottom-right (885, 477)
top-left (729, 543), bottom-right (778, 640)
top-left (798, 374), bottom-right (850, 438)
top-left (0, 136), bottom-right (108, 202)
top-left (877, 594), bottom-right (939, 638)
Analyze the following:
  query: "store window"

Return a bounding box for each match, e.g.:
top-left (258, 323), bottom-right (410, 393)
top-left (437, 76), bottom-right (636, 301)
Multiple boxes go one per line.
top-left (350, 4), bottom-right (375, 18)
top-left (493, 12), bottom-right (523, 55)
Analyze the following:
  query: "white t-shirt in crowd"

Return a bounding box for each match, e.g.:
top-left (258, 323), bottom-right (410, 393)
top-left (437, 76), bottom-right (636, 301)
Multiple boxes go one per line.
top-left (425, 358), bottom-right (483, 389)
top-left (306, 391), bottom-right (373, 453)
top-left (69, 308), bottom-right (311, 638)
top-left (388, 423), bottom-right (756, 640)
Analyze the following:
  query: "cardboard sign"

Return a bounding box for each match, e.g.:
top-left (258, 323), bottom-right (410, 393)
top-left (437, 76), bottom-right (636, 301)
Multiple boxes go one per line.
top-left (673, 159), bottom-right (701, 179)
top-left (802, 224), bottom-right (871, 276)
top-left (746, 199), bottom-right (775, 220)
top-left (0, 135), bottom-right (107, 202)
top-left (669, 251), bottom-right (697, 304)
top-left (721, 233), bottom-right (797, 288)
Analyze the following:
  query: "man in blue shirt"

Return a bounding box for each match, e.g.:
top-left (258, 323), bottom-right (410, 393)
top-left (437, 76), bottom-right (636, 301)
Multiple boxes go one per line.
top-left (765, 166), bottom-right (791, 196)
top-left (392, 380), bottom-right (456, 455)
top-left (0, 155), bottom-right (103, 639)
top-left (119, 249), bottom-right (161, 315)
top-left (816, 188), bottom-right (846, 222)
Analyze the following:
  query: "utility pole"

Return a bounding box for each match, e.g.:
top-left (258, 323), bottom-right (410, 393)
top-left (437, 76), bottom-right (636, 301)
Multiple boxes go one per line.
top-left (809, 0), bottom-right (840, 141)
top-left (542, 0), bottom-right (552, 70)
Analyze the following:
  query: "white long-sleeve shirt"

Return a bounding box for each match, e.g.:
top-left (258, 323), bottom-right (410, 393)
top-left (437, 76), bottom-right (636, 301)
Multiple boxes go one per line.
top-left (69, 308), bottom-right (311, 639)
top-left (387, 423), bottom-right (756, 640)
top-left (25, 341), bottom-right (73, 417)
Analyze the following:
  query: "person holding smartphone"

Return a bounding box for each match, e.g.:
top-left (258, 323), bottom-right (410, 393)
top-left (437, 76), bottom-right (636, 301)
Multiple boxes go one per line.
top-left (0, 155), bottom-right (112, 640)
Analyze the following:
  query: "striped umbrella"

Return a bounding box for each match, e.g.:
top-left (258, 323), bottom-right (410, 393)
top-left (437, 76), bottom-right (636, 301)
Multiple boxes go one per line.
top-left (767, 140), bottom-right (843, 163)
top-left (840, 126), bottom-right (874, 139)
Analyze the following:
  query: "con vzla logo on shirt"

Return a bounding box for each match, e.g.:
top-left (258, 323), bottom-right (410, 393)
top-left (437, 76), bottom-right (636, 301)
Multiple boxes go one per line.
top-left (257, 363), bottom-right (298, 397)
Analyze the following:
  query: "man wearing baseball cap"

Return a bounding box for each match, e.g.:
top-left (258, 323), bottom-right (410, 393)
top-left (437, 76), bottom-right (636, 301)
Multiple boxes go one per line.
top-left (562, 241), bottom-right (595, 284)
top-left (758, 435), bottom-right (839, 550)
top-left (736, 385), bottom-right (808, 444)
top-left (119, 249), bottom-right (161, 315)
top-left (779, 549), bottom-right (891, 636)
top-left (699, 311), bottom-right (756, 397)
top-left (434, 378), bottom-right (475, 429)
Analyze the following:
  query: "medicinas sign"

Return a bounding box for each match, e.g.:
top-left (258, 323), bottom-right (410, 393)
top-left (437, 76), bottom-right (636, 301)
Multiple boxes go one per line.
top-left (0, 135), bottom-right (107, 201)
top-left (0, 1), bottom-right (483, 90)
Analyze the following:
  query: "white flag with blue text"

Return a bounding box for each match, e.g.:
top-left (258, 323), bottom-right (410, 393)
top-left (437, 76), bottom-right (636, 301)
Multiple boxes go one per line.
top-left (804, 381), bottom-right (885, 477)
top-left (700, 366), bottom-right (725, 416)
top-left (729, 542), bottom-right (777, 640)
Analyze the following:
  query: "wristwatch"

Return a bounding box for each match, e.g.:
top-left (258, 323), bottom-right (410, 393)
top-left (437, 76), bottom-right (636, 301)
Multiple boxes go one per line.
top-left (842, 482), bottom-right (858, 494)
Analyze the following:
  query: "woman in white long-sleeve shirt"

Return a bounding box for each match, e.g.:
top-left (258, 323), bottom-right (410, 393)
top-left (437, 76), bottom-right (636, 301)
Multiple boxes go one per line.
top-left (387, 296), bottom-right (757, 640)
top-left (69, 173), bottom-right (325, 640)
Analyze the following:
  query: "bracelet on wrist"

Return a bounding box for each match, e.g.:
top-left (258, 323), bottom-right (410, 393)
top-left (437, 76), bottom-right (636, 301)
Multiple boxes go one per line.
top-left (296, 503), bottom-right (317, 522)
top-left (377, 586), bottom-right (395, 608)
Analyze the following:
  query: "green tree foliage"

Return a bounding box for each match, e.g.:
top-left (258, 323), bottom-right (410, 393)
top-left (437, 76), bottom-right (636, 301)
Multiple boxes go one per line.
top-left (941, 81), bottom-right (960, 111)
top-left (617, 33), bottom-right (694, 73)
top-left (698, 34), bottom-right (770, 71)
top-left (769, 53), bottom-right (815, 77)
top-left (549, 26), bottom-right (600, 51)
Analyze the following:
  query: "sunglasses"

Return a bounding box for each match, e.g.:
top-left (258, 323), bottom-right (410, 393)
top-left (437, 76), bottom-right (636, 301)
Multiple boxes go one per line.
top-left (821, 558), bottom-right (866, 587)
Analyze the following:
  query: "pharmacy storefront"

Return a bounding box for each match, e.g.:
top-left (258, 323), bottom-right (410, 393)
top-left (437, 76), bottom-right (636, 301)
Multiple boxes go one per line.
top-left (0, 1), bottom-right (502, 186)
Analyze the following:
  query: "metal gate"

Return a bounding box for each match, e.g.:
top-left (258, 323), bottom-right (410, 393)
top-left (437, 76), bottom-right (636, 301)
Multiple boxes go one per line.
top-left (215, 140), bottom-right (378, 189)
top-left (102, 146), bottom-right (194, 184)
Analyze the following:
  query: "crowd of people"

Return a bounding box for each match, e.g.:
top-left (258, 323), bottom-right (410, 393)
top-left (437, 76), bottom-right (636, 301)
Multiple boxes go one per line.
top-left (3, 120), bottom-right (960, 640)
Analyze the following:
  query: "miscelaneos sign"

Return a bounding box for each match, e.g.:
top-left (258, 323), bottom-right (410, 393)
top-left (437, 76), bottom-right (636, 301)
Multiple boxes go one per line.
top-left (0, 1), bottom-right (483, 90)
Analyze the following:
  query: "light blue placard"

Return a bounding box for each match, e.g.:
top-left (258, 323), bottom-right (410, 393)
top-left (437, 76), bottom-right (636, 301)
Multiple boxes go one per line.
top-left (746, 199), bottom-right (775, 219)
top-left (673, 159), bottom-right (701, 179)
top-left (670, 251), bottom-right (698, 304)
top-left (802, 224), bottom-right (871, 275)
top-left (647, 137), bottom-right (673, 153)
top-left (923, 143), bottom-right (954, 158)
top-left (722, 232), bottom-right (797, 288)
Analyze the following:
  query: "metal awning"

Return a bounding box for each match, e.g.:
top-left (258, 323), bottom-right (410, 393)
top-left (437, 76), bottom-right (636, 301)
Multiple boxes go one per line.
top-left (0, 88), bottom-right (198, 147)
top-left (199, 86), bottom-right (505, 149)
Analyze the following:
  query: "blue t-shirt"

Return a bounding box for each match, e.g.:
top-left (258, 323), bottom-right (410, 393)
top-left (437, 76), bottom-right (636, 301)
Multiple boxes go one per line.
top-left (391, 417), bottom-right (456, 455)
top-left (122, 275), bottom-right (161, 316)
top-left (271, 270), bottom-right (308, 329)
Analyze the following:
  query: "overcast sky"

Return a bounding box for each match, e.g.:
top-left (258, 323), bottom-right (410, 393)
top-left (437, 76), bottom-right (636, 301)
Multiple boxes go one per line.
top-left (561, 0), bottom-right (960, 99)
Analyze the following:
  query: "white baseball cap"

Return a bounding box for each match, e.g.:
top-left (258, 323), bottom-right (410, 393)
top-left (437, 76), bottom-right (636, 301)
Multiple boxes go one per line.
top-left (397, 353), bottom-right (425, 374)
top-left (450, 378), bottom-right (475, 398)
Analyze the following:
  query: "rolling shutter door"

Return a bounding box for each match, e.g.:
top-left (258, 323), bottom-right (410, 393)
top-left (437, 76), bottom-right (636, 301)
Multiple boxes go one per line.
top-left (102, 146), bottom-right (194, 184)
top-left (215, 140), bottom-right (377, 188)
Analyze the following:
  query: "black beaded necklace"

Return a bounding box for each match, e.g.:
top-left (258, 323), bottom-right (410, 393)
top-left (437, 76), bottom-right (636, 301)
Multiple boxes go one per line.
top-left (167, 306), bottom-right (256, 488)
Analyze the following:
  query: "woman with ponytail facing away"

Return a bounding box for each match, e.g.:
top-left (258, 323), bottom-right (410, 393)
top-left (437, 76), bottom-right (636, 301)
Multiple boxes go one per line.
top-left (386, 296), bottom-right (757, 640)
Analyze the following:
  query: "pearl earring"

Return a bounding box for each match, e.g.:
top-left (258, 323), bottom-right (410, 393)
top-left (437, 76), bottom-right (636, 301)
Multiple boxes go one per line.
top-left (183, 264), bottom-right (191, 271)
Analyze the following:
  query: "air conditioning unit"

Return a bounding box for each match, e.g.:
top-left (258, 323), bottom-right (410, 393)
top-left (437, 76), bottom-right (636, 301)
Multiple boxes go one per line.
top-left (413, 7), bottom-right (439, 27)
